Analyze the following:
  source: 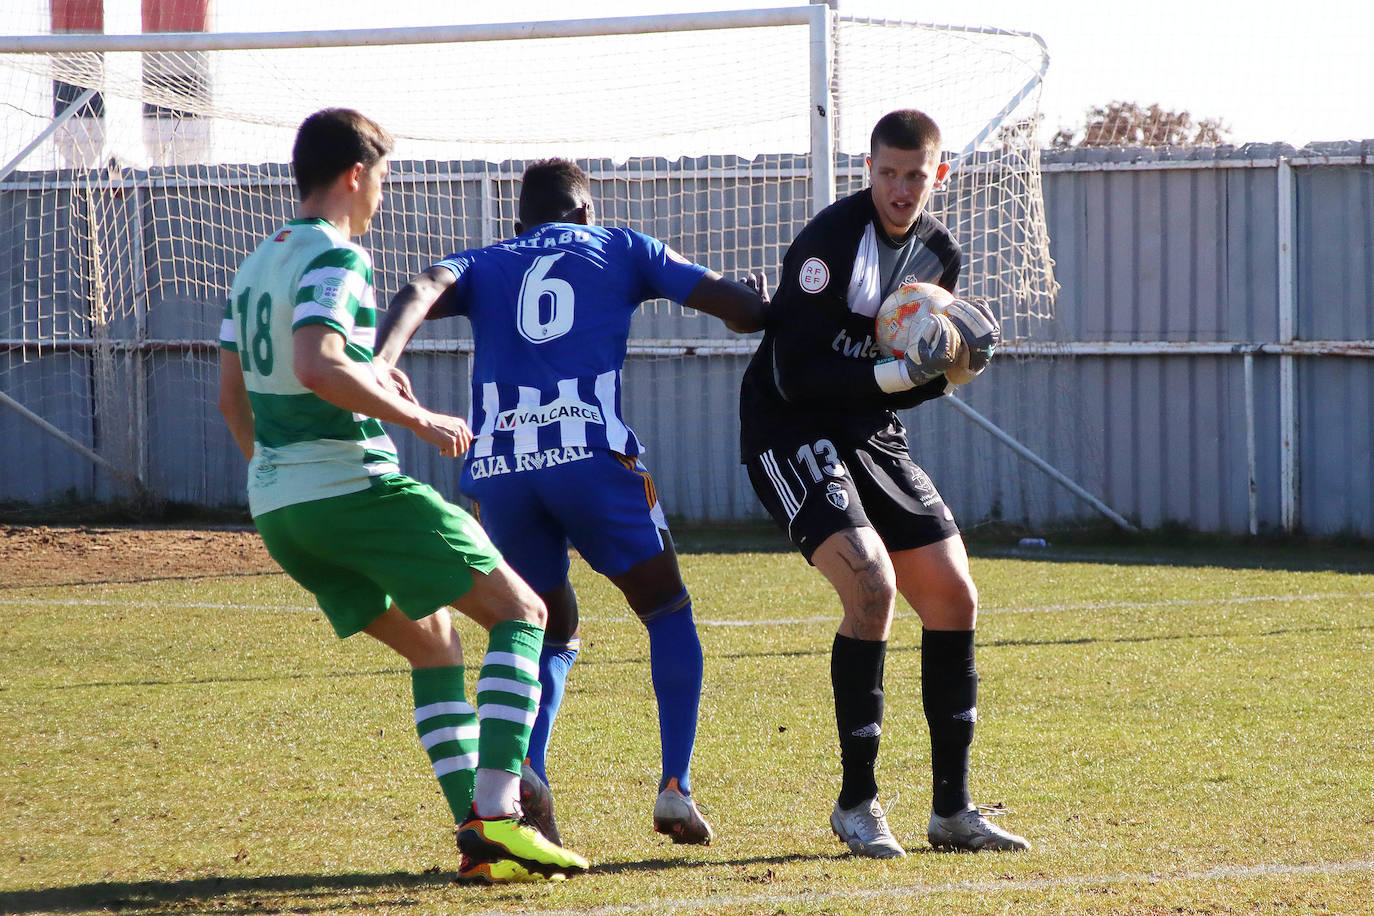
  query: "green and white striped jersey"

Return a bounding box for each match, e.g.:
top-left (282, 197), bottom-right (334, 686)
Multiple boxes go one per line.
top-left (220, 217), bottom-right (399, 516)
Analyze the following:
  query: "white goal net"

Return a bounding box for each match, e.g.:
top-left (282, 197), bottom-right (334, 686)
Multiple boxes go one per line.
top-left (0, 5), bottom-right (1055, 515)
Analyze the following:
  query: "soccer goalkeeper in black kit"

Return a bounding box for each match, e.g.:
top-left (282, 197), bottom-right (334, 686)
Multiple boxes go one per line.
top-left (738, 109), bottom-right (1024, 858)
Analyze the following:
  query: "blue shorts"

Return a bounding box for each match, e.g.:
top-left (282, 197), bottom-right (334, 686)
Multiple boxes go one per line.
top-left (460, 448), bottom-right (669, 594)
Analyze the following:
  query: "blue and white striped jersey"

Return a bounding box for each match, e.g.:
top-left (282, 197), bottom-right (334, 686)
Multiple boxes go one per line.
top-left (428, 223), bottom-right (707, 469)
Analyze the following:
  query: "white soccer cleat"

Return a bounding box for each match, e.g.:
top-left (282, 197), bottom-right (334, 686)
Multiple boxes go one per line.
top-left (652, 778), bottom-right (714, 844)
top-left (830, 797), bottom-right (906, 859)
top-left (927, 804), bottom-right (1030, 852)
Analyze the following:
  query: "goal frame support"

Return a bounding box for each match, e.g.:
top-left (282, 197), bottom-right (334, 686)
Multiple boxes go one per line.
top-left (0, 87), bottom-right (98, 183)
top-left (0, 7), bottom-right (841, 218)
top-left (0, 388), bottom-right (145, 491)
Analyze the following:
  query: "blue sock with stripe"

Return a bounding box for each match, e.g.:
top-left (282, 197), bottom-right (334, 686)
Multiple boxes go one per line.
top-left (644, 593), bottom-right (702, 794)
top-left (527, 637), bottom-right (580, 783)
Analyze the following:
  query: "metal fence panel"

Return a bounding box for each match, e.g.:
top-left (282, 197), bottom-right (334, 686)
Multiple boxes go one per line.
top-left (3, 148), bottom-right (1372, 536)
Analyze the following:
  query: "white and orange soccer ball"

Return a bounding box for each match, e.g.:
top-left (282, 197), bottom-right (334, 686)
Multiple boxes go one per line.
top-left (874, 281), bottom-right (979, 385)
top-left (874, 281), bottom-right (952, 359)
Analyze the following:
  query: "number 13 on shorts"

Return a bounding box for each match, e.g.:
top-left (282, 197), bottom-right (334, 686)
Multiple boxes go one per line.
top-left (796, 438), bottom-right (846, 482)
top-left (753, 438), bottom-right (853, 524)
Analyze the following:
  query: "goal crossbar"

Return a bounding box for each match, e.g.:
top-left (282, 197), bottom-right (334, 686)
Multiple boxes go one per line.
top-left (0, 8), bottom-right (1054, 215)
top-left (0, 9), bottom-right (1046, 53)
top-left (0, 6), bottom-right (843, 216)
top-left (0, 9), bottom-right (823, 53)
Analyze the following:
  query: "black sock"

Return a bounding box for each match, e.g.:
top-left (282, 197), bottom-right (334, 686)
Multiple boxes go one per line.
top-left (832, 633), bottom-right (886, 809)
top-left (922, 628), bottom-right (977, 818)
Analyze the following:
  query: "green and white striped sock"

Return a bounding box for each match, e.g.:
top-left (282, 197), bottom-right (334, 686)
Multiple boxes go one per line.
top-left (476, 619), bottom-right (544, 777)
top-left (412, 665), bottom-right (478, 823)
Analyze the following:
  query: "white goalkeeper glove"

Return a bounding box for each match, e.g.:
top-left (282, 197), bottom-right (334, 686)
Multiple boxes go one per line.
top-left (944, 297), bottom-right (1001, 377)
top-left (902, 312), bottom-right (962, 383)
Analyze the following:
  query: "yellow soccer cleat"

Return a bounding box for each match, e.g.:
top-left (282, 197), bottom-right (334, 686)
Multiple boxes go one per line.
top-left (457, 811), bottom-right (590, 879)
top-left (456, 854), bottom-right (565, 884)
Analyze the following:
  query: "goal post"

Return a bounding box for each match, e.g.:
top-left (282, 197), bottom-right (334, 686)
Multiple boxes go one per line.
top-left (0, 5), bottom-right (1056, 514)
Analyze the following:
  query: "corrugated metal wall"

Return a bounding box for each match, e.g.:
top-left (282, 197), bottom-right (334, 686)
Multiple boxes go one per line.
top-left (1293, 161), bottom-right (1374, 537)
top-left (3, 145), bottom-right (1372, 535)
top-left (1014, 143), bottom-right (1374, 536)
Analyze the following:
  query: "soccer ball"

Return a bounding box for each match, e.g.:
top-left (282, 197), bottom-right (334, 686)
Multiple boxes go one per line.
top-left (874, 282), bottom-right (980, 386)
top-left (874, 281), bottom-right (954, 359)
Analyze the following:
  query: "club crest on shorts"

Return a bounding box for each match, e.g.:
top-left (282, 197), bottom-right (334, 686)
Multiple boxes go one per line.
top-left (799, 257), bottom-right (829, 293)
top-left (825, 480), bottom-right (849, 510)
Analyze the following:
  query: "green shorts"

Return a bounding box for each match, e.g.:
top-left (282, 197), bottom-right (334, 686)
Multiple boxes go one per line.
top-left (254, 474), bottom-right (503, 638)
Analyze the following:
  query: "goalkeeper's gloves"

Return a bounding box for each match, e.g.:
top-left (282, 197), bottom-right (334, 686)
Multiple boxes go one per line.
top-left (945, 296), bottom-right (1001, 377)
top-left (902, 312), bottom-right (961, 383)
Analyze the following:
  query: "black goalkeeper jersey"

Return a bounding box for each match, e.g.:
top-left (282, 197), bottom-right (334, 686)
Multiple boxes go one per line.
top-left (739, 187), bottom-right (962, 460)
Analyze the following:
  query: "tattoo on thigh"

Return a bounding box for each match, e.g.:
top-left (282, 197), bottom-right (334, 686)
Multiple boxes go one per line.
top-left (840, 530), bottom-right (872, 575)
top-left (835, 531), bottom-right (893, 619)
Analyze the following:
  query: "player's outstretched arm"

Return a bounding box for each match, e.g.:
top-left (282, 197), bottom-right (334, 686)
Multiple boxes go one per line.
top-left (217, 350), bottom-right (255, 460)
top-left (684, 269), bottom-right (768, 333)
top-left (374, 266), bottom-right (456, 370)
top-left (294, 325), bottom-right (472, 457)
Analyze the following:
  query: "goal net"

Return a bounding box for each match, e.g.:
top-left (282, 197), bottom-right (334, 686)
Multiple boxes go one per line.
top-left (0, 5), bottom-right (1056, 520)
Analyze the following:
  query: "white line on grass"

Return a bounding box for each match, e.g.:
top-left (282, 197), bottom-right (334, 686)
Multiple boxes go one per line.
top-left (979, 591), bottom-right (1374, 615)
top-left (980, 547), bottom-right (1373, 569)
top-left (699, 589), bottom-right (1374, 625)
top-left (483, 857), bottom-right (1374, 916)
top-left (12, 591), bottom-right (1374, 624)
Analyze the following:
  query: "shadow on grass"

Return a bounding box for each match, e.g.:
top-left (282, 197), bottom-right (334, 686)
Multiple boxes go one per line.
top-left (0, 870), bottom-right (452, 914)
top-left (0, 853), bottom-right (819, 914)
top-left (670, 523), bottom-right (793, 555)
top-left (41, 667), bottom-right (406, 692)
top-left (0, 570), bottom-right (284, 592)
top-left (592, 851), bottom-right (818, 876)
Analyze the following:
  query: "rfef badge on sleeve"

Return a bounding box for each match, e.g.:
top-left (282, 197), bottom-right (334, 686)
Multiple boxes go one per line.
top-left (799, 257), bottom-right (829, 293)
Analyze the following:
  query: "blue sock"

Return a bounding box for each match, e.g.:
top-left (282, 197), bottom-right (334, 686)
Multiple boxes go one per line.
top-left (527, 638), bottom-right (579, 784)
top-left (645, 595), bottom-right (703, 794)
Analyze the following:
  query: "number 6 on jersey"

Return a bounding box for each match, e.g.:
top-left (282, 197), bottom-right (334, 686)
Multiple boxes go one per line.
top-left (517, 254), bottom-right (575, 343)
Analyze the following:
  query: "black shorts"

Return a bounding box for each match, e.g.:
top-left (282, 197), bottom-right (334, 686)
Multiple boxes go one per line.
top-left (745, 423), bottom-right (960, 563)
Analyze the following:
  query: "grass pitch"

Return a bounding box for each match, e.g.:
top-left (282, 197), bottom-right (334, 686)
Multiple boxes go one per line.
top-left (2, 531), bottom-right (1372, 915)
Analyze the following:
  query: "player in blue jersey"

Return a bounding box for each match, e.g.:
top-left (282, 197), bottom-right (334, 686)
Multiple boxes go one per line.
top-left (375, 158), bottom-right (766, 845)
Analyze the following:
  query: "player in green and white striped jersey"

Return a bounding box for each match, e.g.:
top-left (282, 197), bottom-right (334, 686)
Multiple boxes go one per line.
top-left (217, 108), bottom-right (587, 883)
top-left (221, 223), bottom-right (399, 515)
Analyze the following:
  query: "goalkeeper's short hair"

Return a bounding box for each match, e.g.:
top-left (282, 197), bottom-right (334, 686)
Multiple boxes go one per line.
top-left (871, 109), bottom-right (942, 156)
